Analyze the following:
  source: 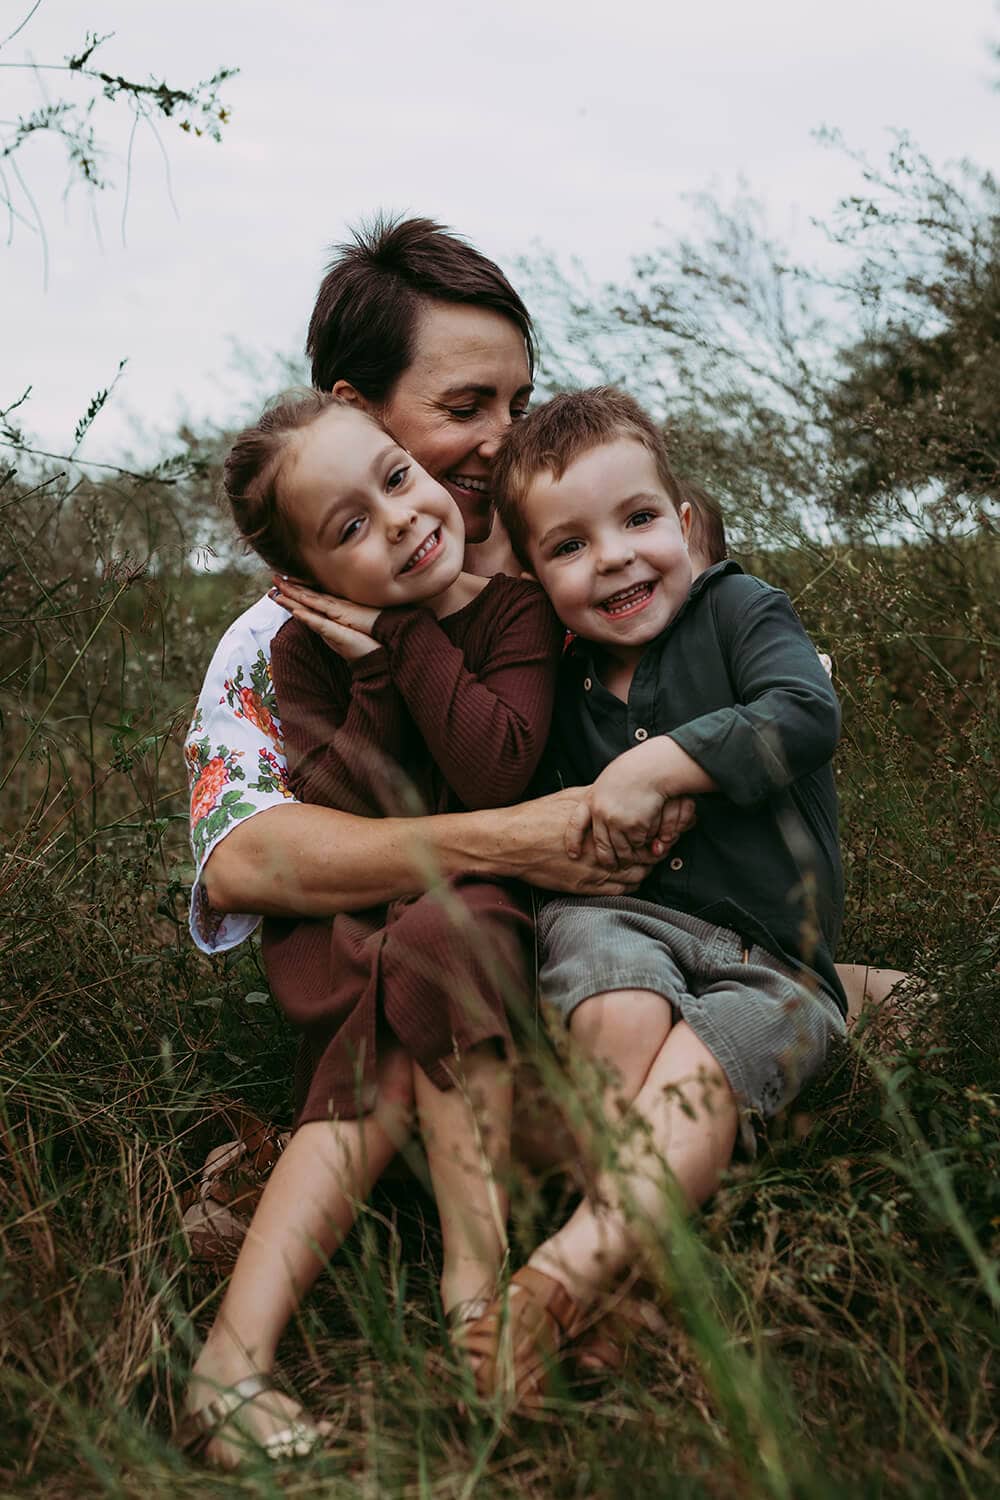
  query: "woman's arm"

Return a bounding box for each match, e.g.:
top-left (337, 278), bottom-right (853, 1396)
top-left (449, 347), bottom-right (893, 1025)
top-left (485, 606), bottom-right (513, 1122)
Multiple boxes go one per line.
top-left (199, 791), bottom-right (669, 918)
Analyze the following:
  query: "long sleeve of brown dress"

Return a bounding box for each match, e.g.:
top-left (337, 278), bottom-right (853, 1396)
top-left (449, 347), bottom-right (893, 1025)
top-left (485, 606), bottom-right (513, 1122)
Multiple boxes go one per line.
top-left (261, 576), bottom-right (564, 1123)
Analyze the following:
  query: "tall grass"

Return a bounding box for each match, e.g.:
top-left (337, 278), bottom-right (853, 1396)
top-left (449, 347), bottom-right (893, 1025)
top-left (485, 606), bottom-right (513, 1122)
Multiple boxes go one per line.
top-left (1, 432), bottom-right (998, 1493)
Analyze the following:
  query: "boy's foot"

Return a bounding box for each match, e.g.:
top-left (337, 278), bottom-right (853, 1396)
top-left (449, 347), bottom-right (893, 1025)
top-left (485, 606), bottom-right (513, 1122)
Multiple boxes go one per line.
top-left (178, 1361), bottom-right (328, 1469)
top-left (459, 1266), bottom-right (585, 1414)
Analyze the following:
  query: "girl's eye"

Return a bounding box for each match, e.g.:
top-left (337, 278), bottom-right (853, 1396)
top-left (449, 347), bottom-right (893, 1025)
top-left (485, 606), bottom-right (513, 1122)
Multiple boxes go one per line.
top-left (626, 509), bottom-right (656, 527)
top-left (552, 538), bottom-right (583, 558)
top-left (339, 516), bottom-right (366, 544)
top-left (386, 464), bottom-right (409, 492)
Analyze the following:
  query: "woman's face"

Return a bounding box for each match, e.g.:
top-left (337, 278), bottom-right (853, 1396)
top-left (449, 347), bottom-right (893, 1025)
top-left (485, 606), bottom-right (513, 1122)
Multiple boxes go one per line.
top-left (375, 302), bottom-right (533, 545)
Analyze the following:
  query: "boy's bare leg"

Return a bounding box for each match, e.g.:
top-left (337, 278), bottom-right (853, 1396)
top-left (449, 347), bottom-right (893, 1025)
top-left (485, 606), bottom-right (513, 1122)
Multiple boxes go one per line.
top-left (528, 1019), bottom-right (738, 1305)
top-left (836, 963), bottom-right (912, 1026)
top-left (184, 1049), bottom-right (413, 1467)
top-left (414, 1045), bottom-right (512, 1315)
top-left (568, 989), bottom-right (674, 1138)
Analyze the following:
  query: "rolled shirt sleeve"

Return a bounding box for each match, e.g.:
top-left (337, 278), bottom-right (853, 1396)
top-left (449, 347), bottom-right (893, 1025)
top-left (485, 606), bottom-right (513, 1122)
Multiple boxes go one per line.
top-left (183, 594), bottom-right (299, 954)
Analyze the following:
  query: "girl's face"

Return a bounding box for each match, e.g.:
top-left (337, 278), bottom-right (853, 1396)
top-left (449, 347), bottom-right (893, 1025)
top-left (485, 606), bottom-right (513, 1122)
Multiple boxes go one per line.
top-left (365, 302), bottom-right (533, 545)
top-left (284, 406), bottom-right (467, 609)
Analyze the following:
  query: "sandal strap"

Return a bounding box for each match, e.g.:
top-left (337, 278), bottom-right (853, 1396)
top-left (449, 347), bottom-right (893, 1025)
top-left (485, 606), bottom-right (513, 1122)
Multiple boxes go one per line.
top-left (446, 1297), bottom-right (491, 1329)
top-left (509, 1266), bottom-right (582, 1340)
top-left (176, 1371), bottom-right (279, 1452)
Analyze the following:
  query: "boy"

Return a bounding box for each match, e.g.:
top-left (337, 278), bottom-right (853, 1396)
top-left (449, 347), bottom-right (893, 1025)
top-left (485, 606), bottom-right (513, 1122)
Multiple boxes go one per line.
top-left (457, 387), bottom-right (847, 1409)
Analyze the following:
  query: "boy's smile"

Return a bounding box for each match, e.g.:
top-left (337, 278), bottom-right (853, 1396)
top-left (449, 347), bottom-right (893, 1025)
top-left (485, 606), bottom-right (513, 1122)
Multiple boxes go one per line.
top-left (522, 438), bottom-right (693, 667)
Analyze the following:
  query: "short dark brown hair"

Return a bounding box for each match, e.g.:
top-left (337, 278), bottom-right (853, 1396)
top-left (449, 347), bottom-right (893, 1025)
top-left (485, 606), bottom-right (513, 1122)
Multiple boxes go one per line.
top-left (492, 386), bottom-right (684, 564)
top-left (223, 390), bottom-right (376, 577)
top-left (306, 214), bottom-right (536, 400)
top-left (677, 475), bottom-right (728, 566)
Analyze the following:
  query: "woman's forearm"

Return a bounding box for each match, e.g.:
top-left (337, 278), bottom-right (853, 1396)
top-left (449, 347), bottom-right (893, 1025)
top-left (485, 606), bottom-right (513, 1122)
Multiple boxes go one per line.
top-left (200, 792), bottom-right (662, 919)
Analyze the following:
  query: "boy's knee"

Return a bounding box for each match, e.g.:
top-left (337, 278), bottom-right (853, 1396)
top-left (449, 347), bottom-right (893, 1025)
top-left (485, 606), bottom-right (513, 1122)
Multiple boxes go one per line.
top-left (569, 988), bottom-right (673, 1096)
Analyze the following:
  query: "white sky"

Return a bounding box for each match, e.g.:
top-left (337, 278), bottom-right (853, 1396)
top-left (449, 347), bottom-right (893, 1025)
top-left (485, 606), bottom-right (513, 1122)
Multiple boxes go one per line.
top-left (2, 0), bottom-right (998, 462)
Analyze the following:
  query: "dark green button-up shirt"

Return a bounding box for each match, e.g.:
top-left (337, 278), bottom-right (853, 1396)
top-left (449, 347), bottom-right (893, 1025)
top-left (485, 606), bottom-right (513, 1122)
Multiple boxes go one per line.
top-left (544, 561), bottom-right (846, 1011)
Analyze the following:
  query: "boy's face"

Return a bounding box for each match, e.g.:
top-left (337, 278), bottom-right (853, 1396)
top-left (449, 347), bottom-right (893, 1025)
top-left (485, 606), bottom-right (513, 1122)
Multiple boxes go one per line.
top-left (522, 438), bottom-right (693, 659)
top-left (284, 406), bottom-right (466, 607)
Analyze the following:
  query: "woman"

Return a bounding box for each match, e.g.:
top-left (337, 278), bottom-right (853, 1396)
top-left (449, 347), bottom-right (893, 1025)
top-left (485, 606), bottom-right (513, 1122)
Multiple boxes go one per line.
top-left (182, 216), bottom-right (905, 1456)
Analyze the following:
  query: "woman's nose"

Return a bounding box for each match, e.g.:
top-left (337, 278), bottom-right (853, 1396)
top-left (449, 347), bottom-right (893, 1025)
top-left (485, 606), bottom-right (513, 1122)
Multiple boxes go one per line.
top-left (476, 413), bottom-right (511, 460)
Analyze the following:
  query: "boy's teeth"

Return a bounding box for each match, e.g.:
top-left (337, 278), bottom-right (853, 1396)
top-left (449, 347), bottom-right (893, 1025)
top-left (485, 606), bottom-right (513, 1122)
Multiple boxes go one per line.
top-left (600, 582), bottom-right (653, 615)
top-left (402, 529), bottom-right (439, 572)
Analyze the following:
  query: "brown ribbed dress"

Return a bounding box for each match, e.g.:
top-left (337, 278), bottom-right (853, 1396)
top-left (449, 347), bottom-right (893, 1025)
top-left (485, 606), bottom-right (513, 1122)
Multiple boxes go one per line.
top-left (261, 575), bottom-right (564, 1124)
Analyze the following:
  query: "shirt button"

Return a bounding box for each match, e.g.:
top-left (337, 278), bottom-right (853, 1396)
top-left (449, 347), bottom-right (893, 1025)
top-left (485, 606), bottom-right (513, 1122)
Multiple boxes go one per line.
top-left (670, 856), bottom-right (684, 871)
top-left (634, 727), bottom-right (648, 741)
top-left (583, 677), bottom-right (592, 691)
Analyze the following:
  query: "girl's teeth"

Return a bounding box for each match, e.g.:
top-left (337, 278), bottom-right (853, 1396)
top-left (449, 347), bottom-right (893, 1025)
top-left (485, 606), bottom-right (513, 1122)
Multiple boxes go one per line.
top-left (403, 530), bottom-right (439, 571)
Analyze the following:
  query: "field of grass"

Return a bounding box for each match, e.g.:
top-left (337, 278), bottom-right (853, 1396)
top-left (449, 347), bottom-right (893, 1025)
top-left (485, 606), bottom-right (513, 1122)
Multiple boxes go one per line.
top-left (2, 453), bottom-right (998, 1497)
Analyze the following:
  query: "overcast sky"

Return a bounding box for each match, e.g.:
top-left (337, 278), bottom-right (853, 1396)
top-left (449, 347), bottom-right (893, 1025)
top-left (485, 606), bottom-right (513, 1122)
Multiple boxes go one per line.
top-left (3, 0), bottom-right (998, 463)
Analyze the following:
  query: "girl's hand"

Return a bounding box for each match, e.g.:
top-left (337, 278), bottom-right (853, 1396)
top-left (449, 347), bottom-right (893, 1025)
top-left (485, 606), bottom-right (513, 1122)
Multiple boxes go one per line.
top-left (271, 577), bottom-right (380, 661)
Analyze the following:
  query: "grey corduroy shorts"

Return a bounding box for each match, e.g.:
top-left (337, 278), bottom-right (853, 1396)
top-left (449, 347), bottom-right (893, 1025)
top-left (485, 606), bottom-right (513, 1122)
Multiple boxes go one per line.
top-left (537, 895), bottom-right (846, 1140)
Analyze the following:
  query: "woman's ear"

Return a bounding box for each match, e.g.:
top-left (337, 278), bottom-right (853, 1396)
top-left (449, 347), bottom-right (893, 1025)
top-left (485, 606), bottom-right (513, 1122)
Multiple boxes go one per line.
top-left (330, 379), bottom-right (367, 408)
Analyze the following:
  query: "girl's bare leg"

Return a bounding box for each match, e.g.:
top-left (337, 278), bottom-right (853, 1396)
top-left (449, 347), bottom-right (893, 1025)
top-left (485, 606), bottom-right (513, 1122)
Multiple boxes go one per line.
top-left (183, 1049), bottom-right (413, 1467)
top-left (413, 1045), bottom-right (512, 1314)
top-left (528, 1019), bottom-right (738, 1305)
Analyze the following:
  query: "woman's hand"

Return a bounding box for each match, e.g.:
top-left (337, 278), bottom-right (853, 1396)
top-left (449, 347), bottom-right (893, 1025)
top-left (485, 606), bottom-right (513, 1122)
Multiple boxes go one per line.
top-left (271, 577), bottom-right (380, 661)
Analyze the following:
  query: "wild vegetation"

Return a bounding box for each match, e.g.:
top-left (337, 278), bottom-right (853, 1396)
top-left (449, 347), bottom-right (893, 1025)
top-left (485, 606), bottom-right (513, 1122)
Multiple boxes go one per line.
top-left (1, 103), bottom-right (998, 1500)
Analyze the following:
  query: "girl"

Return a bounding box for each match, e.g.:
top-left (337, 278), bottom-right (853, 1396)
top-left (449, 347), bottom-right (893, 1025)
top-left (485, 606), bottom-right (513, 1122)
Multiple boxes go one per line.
top-left (177, 390), bottom-right (563, 1465)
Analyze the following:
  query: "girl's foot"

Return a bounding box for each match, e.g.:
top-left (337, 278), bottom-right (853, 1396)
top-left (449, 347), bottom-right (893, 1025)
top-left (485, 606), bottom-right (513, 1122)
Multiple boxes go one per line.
top-left (179, 1354), bottom-right (327, 1469)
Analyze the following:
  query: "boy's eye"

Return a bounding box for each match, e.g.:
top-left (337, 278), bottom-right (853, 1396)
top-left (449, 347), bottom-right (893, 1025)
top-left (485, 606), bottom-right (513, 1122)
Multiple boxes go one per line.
top-left (386, 464), bottom-right (409, 492)
top-left (626, 509), bottom-right (656, 527)
top-left (552, 538), bottom-right (583, 558)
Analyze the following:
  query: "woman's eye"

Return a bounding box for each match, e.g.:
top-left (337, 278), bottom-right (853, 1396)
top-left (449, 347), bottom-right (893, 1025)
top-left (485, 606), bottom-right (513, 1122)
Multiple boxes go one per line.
top-left (386, 464), bottom-right (409, 492)
top-left (447, 406), bottom-right (478, 420)
top-left (510, 406), bottom-right (529, 421)
top-left (627, 509), bottom-right (656, 527)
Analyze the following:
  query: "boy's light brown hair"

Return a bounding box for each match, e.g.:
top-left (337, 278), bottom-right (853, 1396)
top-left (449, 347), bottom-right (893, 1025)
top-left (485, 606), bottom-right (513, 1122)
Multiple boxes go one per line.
top-left (493, 386), bottom-right (687, 566)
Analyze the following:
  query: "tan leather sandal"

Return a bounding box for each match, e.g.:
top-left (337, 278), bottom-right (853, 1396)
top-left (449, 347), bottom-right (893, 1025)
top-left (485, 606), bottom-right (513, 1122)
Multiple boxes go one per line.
top-left (459, 1266), bottom-right (584, 1414)
top-left (572, 1284), bottom-right (668, 1380)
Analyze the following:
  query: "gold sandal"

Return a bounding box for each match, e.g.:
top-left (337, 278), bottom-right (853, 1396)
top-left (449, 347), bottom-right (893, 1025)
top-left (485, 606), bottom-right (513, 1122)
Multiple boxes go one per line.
top-left (175, 1372), bottom-right (323, 1464)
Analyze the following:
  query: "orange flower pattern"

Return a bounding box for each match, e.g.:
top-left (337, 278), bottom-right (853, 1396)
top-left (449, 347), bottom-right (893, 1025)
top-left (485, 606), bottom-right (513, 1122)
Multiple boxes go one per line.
top-left (183, 601), bottom-right (297, 953)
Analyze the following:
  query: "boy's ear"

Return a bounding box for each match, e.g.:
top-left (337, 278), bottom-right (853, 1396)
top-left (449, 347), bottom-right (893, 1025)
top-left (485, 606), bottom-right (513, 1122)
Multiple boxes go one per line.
top-left (679, 499), bottom-right (693, 545)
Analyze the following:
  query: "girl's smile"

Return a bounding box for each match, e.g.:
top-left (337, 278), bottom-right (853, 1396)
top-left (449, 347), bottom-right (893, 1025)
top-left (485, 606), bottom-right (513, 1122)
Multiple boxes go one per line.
top-left (282, 404), bottom-right (469, 615)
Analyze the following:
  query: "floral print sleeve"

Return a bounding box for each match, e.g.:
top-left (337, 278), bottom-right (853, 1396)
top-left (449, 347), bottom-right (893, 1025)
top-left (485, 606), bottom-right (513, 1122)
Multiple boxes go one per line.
top-left (184, 594), bottom-right (299, 954)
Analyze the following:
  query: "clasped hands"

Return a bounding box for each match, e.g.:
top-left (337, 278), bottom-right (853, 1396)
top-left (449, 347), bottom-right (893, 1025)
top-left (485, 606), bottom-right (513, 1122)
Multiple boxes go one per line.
top-left (271, 574), bottom-right (696, 871)
top-left (566, 740), bottom-right (696, 870)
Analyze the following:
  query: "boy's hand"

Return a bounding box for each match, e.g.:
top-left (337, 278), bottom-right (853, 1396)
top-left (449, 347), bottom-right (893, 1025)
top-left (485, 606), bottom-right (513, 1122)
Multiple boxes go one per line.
top-left (566, 738), bottom-right (704, 868)
top-left (271, 578), bottom-right (380, 660)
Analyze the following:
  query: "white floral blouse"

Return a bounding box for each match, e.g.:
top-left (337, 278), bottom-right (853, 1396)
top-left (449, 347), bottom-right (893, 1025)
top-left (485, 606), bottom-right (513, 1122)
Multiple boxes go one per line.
top-left (183, 594), bottom-right (296, 953)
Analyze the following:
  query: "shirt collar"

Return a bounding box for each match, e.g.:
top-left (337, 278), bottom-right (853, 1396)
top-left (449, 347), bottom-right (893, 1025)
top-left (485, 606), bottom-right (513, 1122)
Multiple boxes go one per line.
top-left (567, 558), bottom-right (744, 670)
